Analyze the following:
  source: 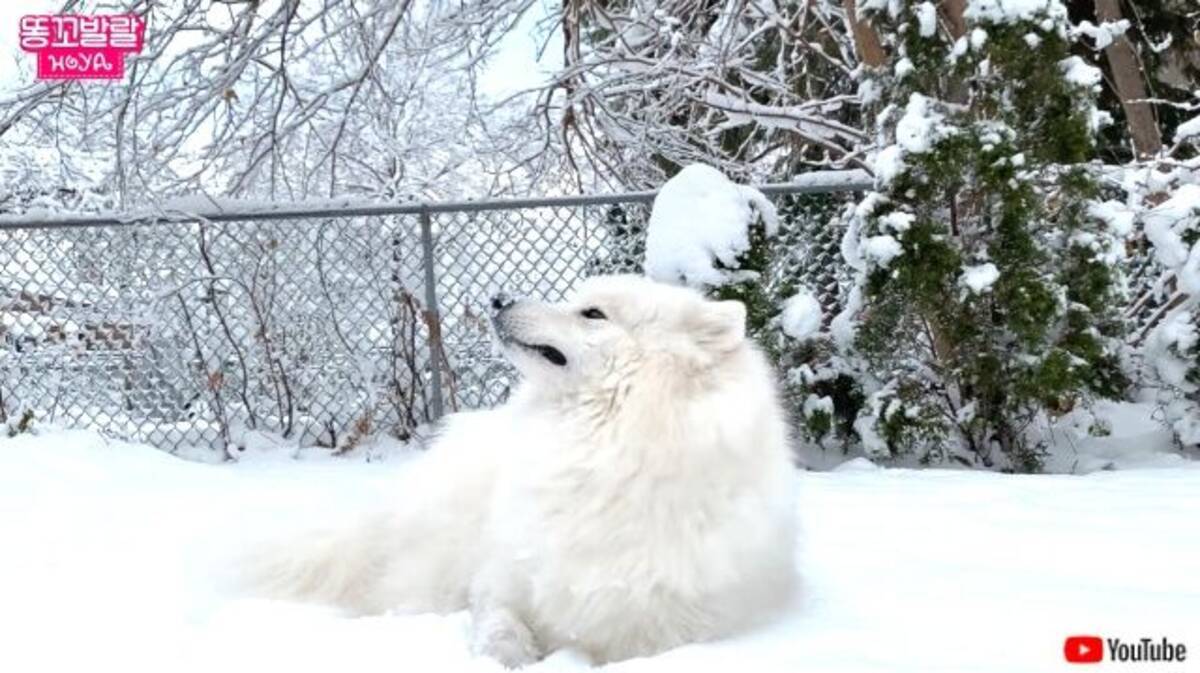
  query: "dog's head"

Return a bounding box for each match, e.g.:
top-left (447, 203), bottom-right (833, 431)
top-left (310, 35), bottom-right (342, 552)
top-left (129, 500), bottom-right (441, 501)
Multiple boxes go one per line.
top-left (490, 274), bottom-right (747, 392)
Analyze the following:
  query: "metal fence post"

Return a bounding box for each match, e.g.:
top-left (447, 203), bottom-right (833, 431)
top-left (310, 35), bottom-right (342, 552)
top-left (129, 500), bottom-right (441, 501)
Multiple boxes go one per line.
top-left (418, 209), bottom-right (445, 420)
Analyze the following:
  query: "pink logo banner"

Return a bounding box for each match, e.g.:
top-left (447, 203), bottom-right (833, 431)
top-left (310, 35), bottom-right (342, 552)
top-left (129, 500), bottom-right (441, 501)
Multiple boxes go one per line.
top-left (19, 14), bottom-right (145, 81)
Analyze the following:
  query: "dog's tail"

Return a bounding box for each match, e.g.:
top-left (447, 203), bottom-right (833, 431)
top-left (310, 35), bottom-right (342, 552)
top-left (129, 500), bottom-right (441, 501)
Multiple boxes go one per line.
top-left (239, 511), bottom-right (398, 615)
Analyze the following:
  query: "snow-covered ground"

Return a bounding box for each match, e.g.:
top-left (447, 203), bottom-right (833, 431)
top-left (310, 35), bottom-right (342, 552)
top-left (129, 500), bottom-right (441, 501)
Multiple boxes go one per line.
top-left (2, 427), bottom-right (1197, 673)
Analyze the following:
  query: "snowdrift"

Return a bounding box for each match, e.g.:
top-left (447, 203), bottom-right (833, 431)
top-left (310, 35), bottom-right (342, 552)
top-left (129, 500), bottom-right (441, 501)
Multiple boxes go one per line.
top-left (0, 428), bottom-right (1196, 673)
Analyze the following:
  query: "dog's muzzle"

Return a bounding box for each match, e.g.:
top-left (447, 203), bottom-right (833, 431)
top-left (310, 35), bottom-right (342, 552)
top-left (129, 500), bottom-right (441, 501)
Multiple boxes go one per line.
top-left (488, 292), bottom-right (518, 339)
top-left (491, 292), bottom-right (516, 314)
top-left (487, 293), bottom-right (568, 367)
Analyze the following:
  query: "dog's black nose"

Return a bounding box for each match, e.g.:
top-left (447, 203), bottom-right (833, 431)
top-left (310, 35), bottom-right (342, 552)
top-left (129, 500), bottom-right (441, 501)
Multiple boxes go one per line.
top-left (491, 293), bottom-right (515, 312)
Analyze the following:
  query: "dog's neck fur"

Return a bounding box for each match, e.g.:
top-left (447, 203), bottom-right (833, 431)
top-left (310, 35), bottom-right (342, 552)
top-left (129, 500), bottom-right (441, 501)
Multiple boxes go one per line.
top-left (509, 342), bottom-right (759, 464)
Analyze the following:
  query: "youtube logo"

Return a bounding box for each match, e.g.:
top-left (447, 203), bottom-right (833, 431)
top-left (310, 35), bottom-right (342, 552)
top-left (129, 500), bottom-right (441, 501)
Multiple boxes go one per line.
top-left (1063, 634), bottom-right (1189, 664)
top-left (1065, 636), bottom-right (1104, 664)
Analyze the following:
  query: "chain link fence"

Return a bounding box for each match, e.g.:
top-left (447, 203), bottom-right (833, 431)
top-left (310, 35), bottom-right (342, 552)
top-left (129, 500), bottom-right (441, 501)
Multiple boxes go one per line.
top-left (0, 172), bottom-right (945, 455)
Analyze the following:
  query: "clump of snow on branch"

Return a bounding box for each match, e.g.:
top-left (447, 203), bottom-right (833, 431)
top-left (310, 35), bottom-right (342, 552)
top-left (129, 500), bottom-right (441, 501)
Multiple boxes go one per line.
top-left (1087, 200), bottom-right (1136, 237)
top-left (1060, 56), bottom-right (1103, 89)
top-left (914, 3), bottom-right (938, 37)
top-left (896, 94), bottom-right (953, 154)
top-left (1143, 184), bottom-right (1200, 293)
top-left (1175, 115), bottom-right (1200, 145)
top-left (780, 289), bottom-right (823, 341)
top-left (960, 263), bottom-right (1000, 294)
top-left (871, 93), bottom-right (956, 186)
top-left (644, 164), bottom-right (778, 288)
top-left (964, 0), bottom-right (1069, 26)
top-left (1072, 19), bottom-right (1129, 49)
top-left (1145, 312), bottom-right (1198, 392)
top-left (861, 235), bottom-right (904, 268)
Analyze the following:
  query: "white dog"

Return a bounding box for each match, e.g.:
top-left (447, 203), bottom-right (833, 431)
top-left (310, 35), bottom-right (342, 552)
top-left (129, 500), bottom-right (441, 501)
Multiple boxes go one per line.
top-left (246, 275), bottom-right (797, 666)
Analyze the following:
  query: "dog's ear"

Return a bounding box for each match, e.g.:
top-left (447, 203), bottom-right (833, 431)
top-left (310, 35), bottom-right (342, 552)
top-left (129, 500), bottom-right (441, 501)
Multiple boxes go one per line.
top-left (693, 300), bottom-right (746, 352)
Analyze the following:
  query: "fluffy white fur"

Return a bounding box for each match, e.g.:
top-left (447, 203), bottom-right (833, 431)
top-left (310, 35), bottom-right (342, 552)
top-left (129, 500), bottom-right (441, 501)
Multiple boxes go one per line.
top-left (245, 275), bottom-right (797, 666)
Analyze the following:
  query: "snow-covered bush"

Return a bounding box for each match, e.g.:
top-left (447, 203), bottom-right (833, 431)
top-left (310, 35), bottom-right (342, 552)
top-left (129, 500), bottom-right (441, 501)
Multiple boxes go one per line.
top-left (1138, 164), bottom-right (1200, 448)
top-left (645, 164), bottom-right (779, 334)
top-left (1145, 308), bottom-right (1200, 446)
top-left (643, 165), bottom-right (871, 450)
top-left (835, 0), bottom-right (1131, 471)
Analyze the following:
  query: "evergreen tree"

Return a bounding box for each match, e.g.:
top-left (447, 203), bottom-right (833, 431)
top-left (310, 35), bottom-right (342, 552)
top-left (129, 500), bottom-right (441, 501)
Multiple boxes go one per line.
top-left (1140, 140), bottom-right (1200, 450)
top-left (643, 163), bottom-right (781, 337)
top-left (838, 0), bottom-right (1129, 471)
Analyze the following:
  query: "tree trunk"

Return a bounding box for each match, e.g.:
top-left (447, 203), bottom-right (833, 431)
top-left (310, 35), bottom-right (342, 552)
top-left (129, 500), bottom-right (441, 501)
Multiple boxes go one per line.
top-left (940, 0), bottom-right (968, 39)
top-left (1095, 0), bottom-right (1162, 158)
top-left (843, 0), bottom-right (886, 68)
top-left (940, 0), bottom-right (969, 103)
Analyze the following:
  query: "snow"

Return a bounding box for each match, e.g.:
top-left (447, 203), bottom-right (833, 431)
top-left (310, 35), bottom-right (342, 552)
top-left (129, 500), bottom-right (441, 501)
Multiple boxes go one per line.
top-left (780, 289), bottom-right (823, 341)
top-left (852, 410), bottom-right (890, 459)
top-left (802, 394), bottom-right (834, 418)
top-left (1180, 246), bottom-right (1200, 297)
top-left (1060, 56), bottom-right (1102, 88)
top-left (862, 234), bottom-right (904, 267)
top-left (1175, 114), bottom-right (1200, 145)
top-left (879, 211), bottom-right (915, 233)
top-left (771, 169), bottom-right (872, 191)
top-left (970, 27), bottom-right (988, 49)
top-left (858, 0), bottom-right (898, 18)
top-left (872, 145), bottom-right (906, 184)
top-left (960, 262), bottom-right (1000, 293)
top-left (478, 2), bottom-right (563, 101)
top-left (1041, 400), bottom-right (1196, 472)
top-left (857, 78), bottom-right (882, 106)
top-left (895, 93), bottom-right (950, 154)
top-left (964, 0), bottom-right (1068, 26)
top-left (830, 284), bottom-right (863, 350)
top-left (3, 426), bottom-right (1196, 673)
top-left (914, 2), bottom-right (937, 37)
top-left (1158, 193), bottom-right (1200, 292)
top-left (1087, 199), bottom-right (1135, 237)
top-left (1072, 19), bottom-right (1129, 50)
top-left (705, 92), bottom-right (861, 143)
top-left (1145, 311), bottom-right (1197, 391)
top-left (1143, 183), bottom-right (1200, 270)
top-left (1087, 105), bottom-right (1113, 133)
top-left (644, 164), bottom-right (779, 289)
top-left (949, 36), bottom-right (970, 61)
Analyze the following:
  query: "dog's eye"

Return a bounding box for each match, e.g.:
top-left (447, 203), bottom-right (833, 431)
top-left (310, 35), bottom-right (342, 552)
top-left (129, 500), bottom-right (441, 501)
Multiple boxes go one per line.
top-left (580, 307), bottom-right (607, 320)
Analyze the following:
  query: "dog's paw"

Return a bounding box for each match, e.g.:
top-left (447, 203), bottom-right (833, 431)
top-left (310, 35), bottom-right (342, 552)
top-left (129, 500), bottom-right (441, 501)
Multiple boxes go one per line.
top-left (470, 607), bottom-right (543, 668)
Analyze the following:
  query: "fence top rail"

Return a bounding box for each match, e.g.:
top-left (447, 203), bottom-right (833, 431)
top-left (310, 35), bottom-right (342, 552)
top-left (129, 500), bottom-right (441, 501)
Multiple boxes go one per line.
top-left (0, 169), bottom-right (873, 231)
